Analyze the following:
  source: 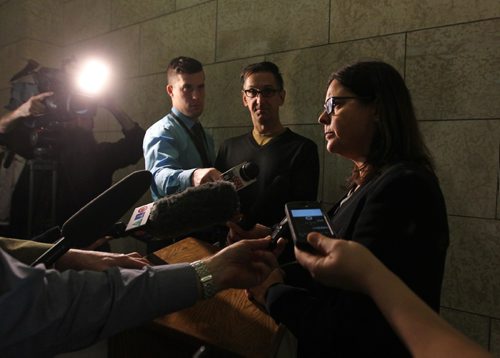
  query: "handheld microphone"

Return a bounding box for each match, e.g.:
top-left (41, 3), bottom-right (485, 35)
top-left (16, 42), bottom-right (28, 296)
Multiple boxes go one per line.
top-left (31, 170), bottom-right (152, 267)
top-left (221, 161), bottom-right (259, 191)
top-left (125, 181), bottom-right (239, 239)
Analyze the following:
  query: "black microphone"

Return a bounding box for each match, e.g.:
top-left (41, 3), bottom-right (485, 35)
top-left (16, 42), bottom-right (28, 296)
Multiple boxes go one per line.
top-left (221, 161), bottom-right (259, 191)
top-left (124, 181), bottom-right (239, 240)
top-left (31, 170), bottom-right (152, 267)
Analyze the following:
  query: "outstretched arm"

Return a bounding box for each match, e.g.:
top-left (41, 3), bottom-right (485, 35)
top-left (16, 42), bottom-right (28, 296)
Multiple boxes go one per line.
top-left (101, 97), bottom-right (137, 131)
top-left (295, 233), bottom-right (491, 358)
top-left (0, 92), bottom-right (53, 133)
top-left (0, 237), bottom-right (280, 356)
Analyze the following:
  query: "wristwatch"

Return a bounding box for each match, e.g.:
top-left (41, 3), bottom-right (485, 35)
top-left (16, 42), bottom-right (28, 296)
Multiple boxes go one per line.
top-left (190, 260), bottom-right (217, 299)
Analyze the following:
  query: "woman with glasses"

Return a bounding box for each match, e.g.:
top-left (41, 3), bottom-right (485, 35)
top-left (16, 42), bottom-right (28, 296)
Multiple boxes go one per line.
top-left (246, 61), bottom-right (449, 357)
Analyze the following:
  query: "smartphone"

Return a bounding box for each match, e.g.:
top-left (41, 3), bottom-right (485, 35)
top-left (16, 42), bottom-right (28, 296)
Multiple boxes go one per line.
top-left (285, 201), bottom-right (334, 251)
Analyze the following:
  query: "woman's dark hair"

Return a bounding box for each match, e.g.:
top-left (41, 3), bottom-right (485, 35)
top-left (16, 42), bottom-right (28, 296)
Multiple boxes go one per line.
top-left (328, 61), bottom-right (434, 185)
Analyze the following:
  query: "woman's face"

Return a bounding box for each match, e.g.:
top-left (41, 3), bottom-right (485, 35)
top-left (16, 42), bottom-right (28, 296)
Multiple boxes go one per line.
top-left (318, 79), bottom-right (376, 166)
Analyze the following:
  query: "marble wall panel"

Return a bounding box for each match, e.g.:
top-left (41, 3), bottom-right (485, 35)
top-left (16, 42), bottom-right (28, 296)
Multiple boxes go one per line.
top-left (267, 34), bottom-right (406, 126)
top-left (140, 2), bottom-right (216, 75)
top-left (288, 123), bottom-right (325, 201)
top-left (440, 308), bottom-right (490, 350)
top-left (111, 0), bottom-right (175, 29)
top-left (203, 56), bottom-right (264, 128)
top-left (116, 73), bottom-right (170, 130)
top-left (0, 1), bottom-right (64, 46)
top-left (406, 19), bottom-right (500, 120)
top-left (441, 216), bottom-right (500, 318)
top-left (330, 0), bottom-right (500, 42)
top-left (175, 0), bottom-right (211, 11)
top-left (63, 25), bottom-right (141, 79)
top-left (90, 73), bottom-right (166, 134)
top-left (0, 40), bottom-right (62, 91)
top-left (216, 0), bottom-right (329, 61)
top-left (0, 2), bottom-right (24, 46)
top-left (208, 126), bottom-right (250, 155)
top-left (421, 120), bottom-right (500, 218)
top-left (63, 0), bottom-right (111, 44)
top-left (24, 0), bottom-right (65, 45)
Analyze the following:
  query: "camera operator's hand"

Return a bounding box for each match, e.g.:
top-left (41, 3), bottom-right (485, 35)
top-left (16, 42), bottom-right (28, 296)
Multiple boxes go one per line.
top-left (0, 92), bottom-right (53, 133)
top-left (16, 92), bottom-right (53, 118)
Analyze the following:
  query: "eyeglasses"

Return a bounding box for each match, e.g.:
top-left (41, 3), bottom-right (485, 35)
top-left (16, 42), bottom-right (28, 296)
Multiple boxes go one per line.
top-left (323, 96), bottom-right (370, 116)
top-left (243, 88), bottom-right (280, 98)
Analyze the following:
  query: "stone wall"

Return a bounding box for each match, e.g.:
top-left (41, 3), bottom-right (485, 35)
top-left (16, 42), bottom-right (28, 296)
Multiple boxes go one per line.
top-left (0, 0), bottom-right (499, 354)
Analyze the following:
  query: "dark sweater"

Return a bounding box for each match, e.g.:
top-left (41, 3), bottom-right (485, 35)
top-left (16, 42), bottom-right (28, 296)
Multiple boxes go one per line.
top-left (215, 128), bottom-right (319, 227)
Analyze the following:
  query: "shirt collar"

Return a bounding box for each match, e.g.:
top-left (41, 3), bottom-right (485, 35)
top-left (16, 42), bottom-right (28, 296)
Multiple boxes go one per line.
top-left (172, 107), bottom-right (198, 129)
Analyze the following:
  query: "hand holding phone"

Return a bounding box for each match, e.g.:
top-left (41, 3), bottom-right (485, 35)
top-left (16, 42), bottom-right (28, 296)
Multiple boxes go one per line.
top-left (285, 201), bottom-right (334, 251)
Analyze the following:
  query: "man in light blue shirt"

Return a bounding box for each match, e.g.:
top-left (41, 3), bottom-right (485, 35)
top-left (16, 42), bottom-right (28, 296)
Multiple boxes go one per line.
top-left (143, 57), bottom-right (221, 199)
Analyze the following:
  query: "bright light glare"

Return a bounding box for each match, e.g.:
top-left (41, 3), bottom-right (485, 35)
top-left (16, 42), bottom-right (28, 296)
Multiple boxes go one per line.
top-left (75, 59), bottom-right (111, 96)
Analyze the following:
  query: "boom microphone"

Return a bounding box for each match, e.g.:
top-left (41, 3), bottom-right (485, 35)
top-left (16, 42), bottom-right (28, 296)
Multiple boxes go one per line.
top-left (31, 170), bottom-right (152, 266)
top-left (125, 181), bottom-right (239, 239)
top-left (222, 161), bottom-right (259, 191)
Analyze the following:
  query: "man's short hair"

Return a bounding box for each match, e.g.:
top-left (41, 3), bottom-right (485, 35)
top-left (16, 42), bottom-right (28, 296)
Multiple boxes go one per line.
top-left (167, 56), bottom-right (203, 83)
top-left (240, 61), bottom-right (284, 90)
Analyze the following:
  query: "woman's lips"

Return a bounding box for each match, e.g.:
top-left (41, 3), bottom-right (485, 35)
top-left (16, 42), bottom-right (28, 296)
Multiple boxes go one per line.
top-left (325, 131), bottom-right (335, 139)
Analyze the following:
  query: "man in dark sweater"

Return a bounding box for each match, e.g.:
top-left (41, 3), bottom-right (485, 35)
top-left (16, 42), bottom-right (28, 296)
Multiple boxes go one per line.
top-left (215, 62), bottom-right (319, 230)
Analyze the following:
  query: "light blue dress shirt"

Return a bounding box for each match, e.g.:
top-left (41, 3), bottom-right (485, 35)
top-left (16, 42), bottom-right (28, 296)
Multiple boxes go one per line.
top-left (143, 108), bottom-right (215, 199)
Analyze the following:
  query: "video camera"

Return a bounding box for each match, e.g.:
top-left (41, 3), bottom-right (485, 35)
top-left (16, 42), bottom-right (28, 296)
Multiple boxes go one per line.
top-left (5, 58), bottom-right (110, 156)
top-left (7, 58), bottom-right (101, 123)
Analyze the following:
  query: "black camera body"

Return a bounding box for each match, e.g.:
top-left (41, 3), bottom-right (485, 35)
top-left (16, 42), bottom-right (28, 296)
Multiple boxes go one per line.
top-left (35, 66), bottom-right (97, 122)
top-left (6, 59), bottom-right (98, 157)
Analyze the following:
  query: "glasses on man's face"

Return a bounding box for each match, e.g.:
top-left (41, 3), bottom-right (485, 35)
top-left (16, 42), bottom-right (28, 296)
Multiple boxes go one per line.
top-left (323, 96), bottom-right (368, 116)
top-left (243, 88), bottom-right (280, 98)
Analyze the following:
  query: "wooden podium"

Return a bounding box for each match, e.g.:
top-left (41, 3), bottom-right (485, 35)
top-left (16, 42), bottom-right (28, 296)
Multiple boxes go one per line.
top-left (109, 238), bottom-right (281, 357)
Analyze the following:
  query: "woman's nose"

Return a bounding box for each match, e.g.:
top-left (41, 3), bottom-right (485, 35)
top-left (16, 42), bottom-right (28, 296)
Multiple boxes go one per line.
top-left (318, 110), bottom-right (330, 125)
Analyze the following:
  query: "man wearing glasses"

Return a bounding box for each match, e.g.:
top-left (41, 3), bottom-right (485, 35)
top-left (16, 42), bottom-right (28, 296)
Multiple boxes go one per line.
top-left (215, 62), bottom-right (319, 239)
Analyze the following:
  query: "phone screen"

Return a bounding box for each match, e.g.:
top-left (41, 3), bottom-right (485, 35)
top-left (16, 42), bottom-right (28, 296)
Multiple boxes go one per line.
top-left (289, 208), bottom-right (332, 239)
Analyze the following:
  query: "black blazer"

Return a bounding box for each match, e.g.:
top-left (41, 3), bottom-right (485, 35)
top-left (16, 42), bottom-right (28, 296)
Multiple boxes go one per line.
top-left (267, 162), bottom-right (449, 357)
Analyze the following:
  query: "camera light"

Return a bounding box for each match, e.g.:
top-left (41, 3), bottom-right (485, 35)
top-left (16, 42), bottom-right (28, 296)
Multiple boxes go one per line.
top-left (75, 59), bottom-right (110, 96)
